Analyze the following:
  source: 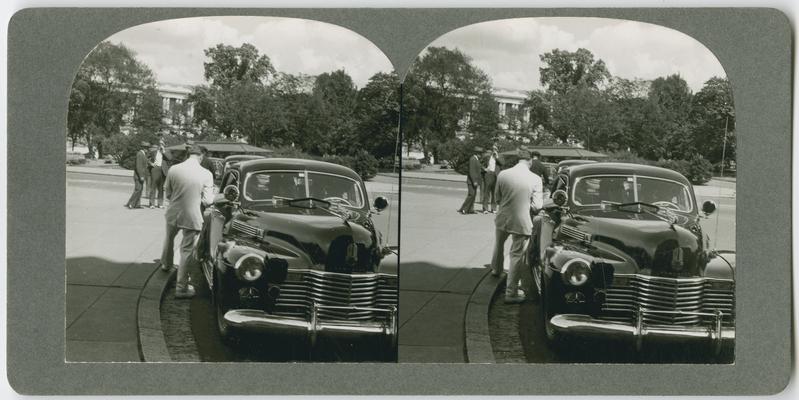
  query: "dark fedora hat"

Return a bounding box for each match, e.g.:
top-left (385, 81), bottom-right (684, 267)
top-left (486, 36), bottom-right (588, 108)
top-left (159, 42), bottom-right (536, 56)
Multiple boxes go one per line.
top-left (517, 148), bottom-right (532, 160)
top-left (187, 144), bottom-right (203, 155)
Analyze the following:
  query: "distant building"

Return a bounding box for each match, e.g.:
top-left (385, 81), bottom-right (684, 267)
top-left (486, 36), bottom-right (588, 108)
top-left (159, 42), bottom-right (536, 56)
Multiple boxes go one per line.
top-left (158, 82), bottom-right (195, 136)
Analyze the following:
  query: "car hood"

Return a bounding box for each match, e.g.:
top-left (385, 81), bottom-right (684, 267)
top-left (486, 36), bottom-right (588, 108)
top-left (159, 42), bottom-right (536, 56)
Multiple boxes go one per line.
top-left (564, 215), bottom-right (704, 277)
top-left (235, 206), bottom-right (378, 271)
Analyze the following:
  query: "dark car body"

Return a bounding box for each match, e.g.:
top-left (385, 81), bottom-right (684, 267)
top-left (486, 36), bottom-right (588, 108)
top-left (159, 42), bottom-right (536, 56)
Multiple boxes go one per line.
top-left (531, 162), bottom-right (734, 354)
top-left (222, 154), bottom-right (267, 177)
top-left (195, 158), bottom-right (397, 353)
top-left (556, 159), bottom-right (597, 172)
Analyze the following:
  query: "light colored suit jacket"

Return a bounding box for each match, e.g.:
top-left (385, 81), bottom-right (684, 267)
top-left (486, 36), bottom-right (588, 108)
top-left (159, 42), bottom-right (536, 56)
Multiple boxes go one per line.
top-left (164, 157), bottom-right (214, 231)
top-left (494, 162), bottom-right (543, 235)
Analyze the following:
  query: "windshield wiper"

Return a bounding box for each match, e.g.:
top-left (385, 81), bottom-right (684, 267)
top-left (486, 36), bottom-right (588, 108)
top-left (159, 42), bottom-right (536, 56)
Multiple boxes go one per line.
top-left (287, 197), bottom-right (331, 209)
top-left (610, 202), bottom-right (677, 226)
top-left (608, 202), bottom-right (660, 213)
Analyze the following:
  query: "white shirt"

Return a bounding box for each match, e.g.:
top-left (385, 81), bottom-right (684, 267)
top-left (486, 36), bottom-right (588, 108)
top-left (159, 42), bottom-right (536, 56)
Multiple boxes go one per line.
top-left (487, 155), bottom-right (497, 172)
top-left (153, 150), bottom-right (163, 167)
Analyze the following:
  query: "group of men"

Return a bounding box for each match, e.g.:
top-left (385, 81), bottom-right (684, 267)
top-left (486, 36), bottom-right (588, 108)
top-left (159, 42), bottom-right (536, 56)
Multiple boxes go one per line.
top-left (458, 146), bottom-right (551, 304)
top-left (125, 140), bottom-right (216, 299)
top-left (124, 140), bottom-right (169, 209)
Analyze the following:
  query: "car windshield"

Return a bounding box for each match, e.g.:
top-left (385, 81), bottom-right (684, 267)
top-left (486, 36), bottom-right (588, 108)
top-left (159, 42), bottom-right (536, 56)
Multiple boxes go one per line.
top-left (243, 170), bottom-right (364, 208)
top-left (572, 175), bottom-right (693, 212)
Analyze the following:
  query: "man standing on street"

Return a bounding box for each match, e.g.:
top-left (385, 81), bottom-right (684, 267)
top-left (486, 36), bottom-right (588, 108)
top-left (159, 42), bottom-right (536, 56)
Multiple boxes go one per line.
top-left (159, 145), bottom-right (215, 299)
top-left (148, 143), bottom-right (165, 208)
top-left (457, 146), bottom-right (484, 215)
top-left (199, 146), bottom-right (217, 178)
top-left (490, 149), bottom-right (543, 303)
top-left (482, 147), bottom-right (499, 213)
top-left (125, 141), bottom-right (150, 209)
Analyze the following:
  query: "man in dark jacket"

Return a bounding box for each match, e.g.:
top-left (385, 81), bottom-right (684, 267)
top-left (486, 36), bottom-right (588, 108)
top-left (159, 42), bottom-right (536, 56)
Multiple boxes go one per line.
top-left (199, 146), bottom-right (217, 178)
top-left (125, 141), bottom-right (151, 209)
top-left (528, 151), bottom-right (550, 189)
top-left (457, 146), bottom-right (484, 214)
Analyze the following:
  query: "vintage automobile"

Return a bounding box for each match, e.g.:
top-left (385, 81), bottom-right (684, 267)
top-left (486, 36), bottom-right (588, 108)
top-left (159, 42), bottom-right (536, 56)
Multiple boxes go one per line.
top-left (529, 162), bottom-right (734, 354)
top-left (194, 158), bottom-right (398, 353)
top-left (222, 154), bottom-right (266, 177)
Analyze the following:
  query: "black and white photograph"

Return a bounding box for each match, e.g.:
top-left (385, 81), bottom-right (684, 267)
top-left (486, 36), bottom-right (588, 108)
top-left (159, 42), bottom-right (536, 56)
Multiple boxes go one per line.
top-left (65, 16), bottom-right (400, 362)
top-left (399, 17), bottom-right (736, 363)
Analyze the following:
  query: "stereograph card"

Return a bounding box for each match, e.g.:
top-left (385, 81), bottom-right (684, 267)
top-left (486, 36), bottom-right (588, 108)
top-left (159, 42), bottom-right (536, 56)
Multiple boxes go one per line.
top-left (6, 7), bottom-right (792, 395)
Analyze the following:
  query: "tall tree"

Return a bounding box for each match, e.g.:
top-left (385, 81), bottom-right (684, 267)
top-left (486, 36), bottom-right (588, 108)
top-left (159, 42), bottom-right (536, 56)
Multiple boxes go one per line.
top-left (643, 74), bottom-right (694, 159)
top-left (191, 43), bottom-right (279, 140)
top-left (67, 41), bottom-right (161, 156)
top-left (690, 77), bottom-right (735, 164)
top-left (539, 48), bottom-right (610, 94)
top-left (403, 46), bottom-right (494, 159)
top-left (303, 70), bottom-right (359, 155)
top-left (203, 43), bottom-right (275, 89)
top-left (353, 72), bottom-right (400, 160)
top-left (468, 92), bottom-right (502, 147)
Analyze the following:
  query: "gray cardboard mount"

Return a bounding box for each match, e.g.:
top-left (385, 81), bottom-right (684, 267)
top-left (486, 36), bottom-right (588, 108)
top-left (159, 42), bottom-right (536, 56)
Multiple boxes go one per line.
top-left (6, 8), bottom-right (792, 395)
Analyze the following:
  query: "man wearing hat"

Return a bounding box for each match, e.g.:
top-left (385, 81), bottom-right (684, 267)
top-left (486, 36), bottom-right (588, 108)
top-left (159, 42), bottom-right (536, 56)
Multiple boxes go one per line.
top-left (490, 148), bottom-right (543, 303)
top-left (159, 144), bottom-right (215, 299)
top-left (125, 141), bottom-right (151, 209)
top-left (457, 146), bottom-right (484, 215)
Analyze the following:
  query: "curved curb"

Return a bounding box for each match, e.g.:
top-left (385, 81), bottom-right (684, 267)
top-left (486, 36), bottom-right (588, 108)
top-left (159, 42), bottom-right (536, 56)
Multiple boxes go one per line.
top-left (464, 268), bottom-right (505, 363)
top-left (136, 266), bottom-right (175, 362)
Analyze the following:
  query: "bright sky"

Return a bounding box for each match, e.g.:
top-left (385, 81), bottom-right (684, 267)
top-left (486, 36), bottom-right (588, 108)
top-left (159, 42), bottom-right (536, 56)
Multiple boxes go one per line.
top-left (427, 17), bottom-right (728, 92)
top-left (104, 16), bottom-right (394, 88)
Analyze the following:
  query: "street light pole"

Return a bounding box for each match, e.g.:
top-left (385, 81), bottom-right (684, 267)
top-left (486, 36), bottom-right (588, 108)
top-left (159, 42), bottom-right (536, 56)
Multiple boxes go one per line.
top-left (719, 114), bottom-right (729, 178)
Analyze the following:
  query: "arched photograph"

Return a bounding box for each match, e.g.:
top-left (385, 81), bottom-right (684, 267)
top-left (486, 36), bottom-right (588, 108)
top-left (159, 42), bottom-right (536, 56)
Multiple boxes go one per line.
top-left (65, 16), bottom-right (399, 362)
top-left (399, 17), bottom-right (735, 363)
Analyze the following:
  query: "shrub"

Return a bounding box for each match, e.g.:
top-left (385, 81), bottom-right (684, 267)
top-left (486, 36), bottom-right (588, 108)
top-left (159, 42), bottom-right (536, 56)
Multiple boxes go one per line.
top-left (102, 132), bottom-right (158, 170)
top-left (655, 159), bottom-right (691, 179)
top-left (271, 145), bottom-right (315, 160)
top-left (436, 139), bottom-right (473, 175)
top-left (687, 155), bottom-right (713, 185)
top-left (604, 150), bottom-right (653, 166)
top-left (350, 151), bottom-right (379, 180)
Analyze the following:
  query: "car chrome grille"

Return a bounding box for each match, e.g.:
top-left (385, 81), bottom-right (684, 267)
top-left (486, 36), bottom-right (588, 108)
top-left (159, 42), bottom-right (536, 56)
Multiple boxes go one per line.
top-left (273, 271), bottom-right (397, 322)
top-left (231, 220), bottom-right (263, 238)
top-left (598, 275), bottom-right (734, 327)
top-left (559, 225), bottom-right (591, 242)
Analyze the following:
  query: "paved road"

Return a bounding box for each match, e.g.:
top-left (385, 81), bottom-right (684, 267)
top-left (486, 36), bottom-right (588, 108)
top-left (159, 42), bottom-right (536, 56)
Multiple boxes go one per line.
top-left (401, 175), bottom-right (736, 363)
top-left (67, 171), bottom-right (398, 362)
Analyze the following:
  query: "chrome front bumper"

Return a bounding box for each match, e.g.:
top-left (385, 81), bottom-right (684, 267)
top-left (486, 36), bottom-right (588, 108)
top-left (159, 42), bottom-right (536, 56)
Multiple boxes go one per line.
top-left (224, 303), bottom-right (397, 347)
top-left (549, 308), bottom-right (734, 354)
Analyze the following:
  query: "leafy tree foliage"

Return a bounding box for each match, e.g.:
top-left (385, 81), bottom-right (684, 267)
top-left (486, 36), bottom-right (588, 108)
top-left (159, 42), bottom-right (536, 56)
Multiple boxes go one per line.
top-left (67, 41), bottom-right (163, 157)
top-left (203, 43), bottom-right (275, 89)
top-left (539, 48), bottom-right (610, 94)
top-left (690, 77), bottom-right (735, 164)
top-left (353, 72), bottom-right (401, 160)
top-left (403, 47), bottom-right (495, 160)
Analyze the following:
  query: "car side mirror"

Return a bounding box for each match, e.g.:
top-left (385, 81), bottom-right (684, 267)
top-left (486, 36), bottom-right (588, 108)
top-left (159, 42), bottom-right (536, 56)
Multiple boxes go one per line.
top-left (701, 200), bottom-right (717, 216)
top-left (552, 189), bottom-right (568, 207)
top-left (223, 185), bottom-right (240, 202)
top-left (373, 196), bottom-right (389, 212)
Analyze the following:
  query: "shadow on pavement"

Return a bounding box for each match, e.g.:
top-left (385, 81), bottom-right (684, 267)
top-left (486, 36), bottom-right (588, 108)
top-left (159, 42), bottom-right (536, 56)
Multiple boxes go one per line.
top-left (66, 256), bottom-right (159, 362)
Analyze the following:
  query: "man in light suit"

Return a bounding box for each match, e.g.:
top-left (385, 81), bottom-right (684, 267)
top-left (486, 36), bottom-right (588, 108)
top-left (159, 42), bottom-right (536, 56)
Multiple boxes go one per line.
top-left (159, 145), bottom-right (215, 299)
top-left (125, 141), bottom-right (151, 209)
top-left (457, 146), bottom-right (484, 215)
top-left (490, 149), bottom-right (543, 303)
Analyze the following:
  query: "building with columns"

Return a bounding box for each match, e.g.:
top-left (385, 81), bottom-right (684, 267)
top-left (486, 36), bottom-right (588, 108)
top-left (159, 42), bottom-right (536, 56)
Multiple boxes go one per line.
top-left (157, 82), bottom-right (195, 135)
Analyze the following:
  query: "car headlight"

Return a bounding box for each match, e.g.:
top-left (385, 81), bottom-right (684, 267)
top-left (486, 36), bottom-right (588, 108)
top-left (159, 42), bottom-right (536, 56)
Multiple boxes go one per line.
top-left (560, 258), bottom-right (591, 286)
top-left (234, 253), bottom-right (264, 282)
